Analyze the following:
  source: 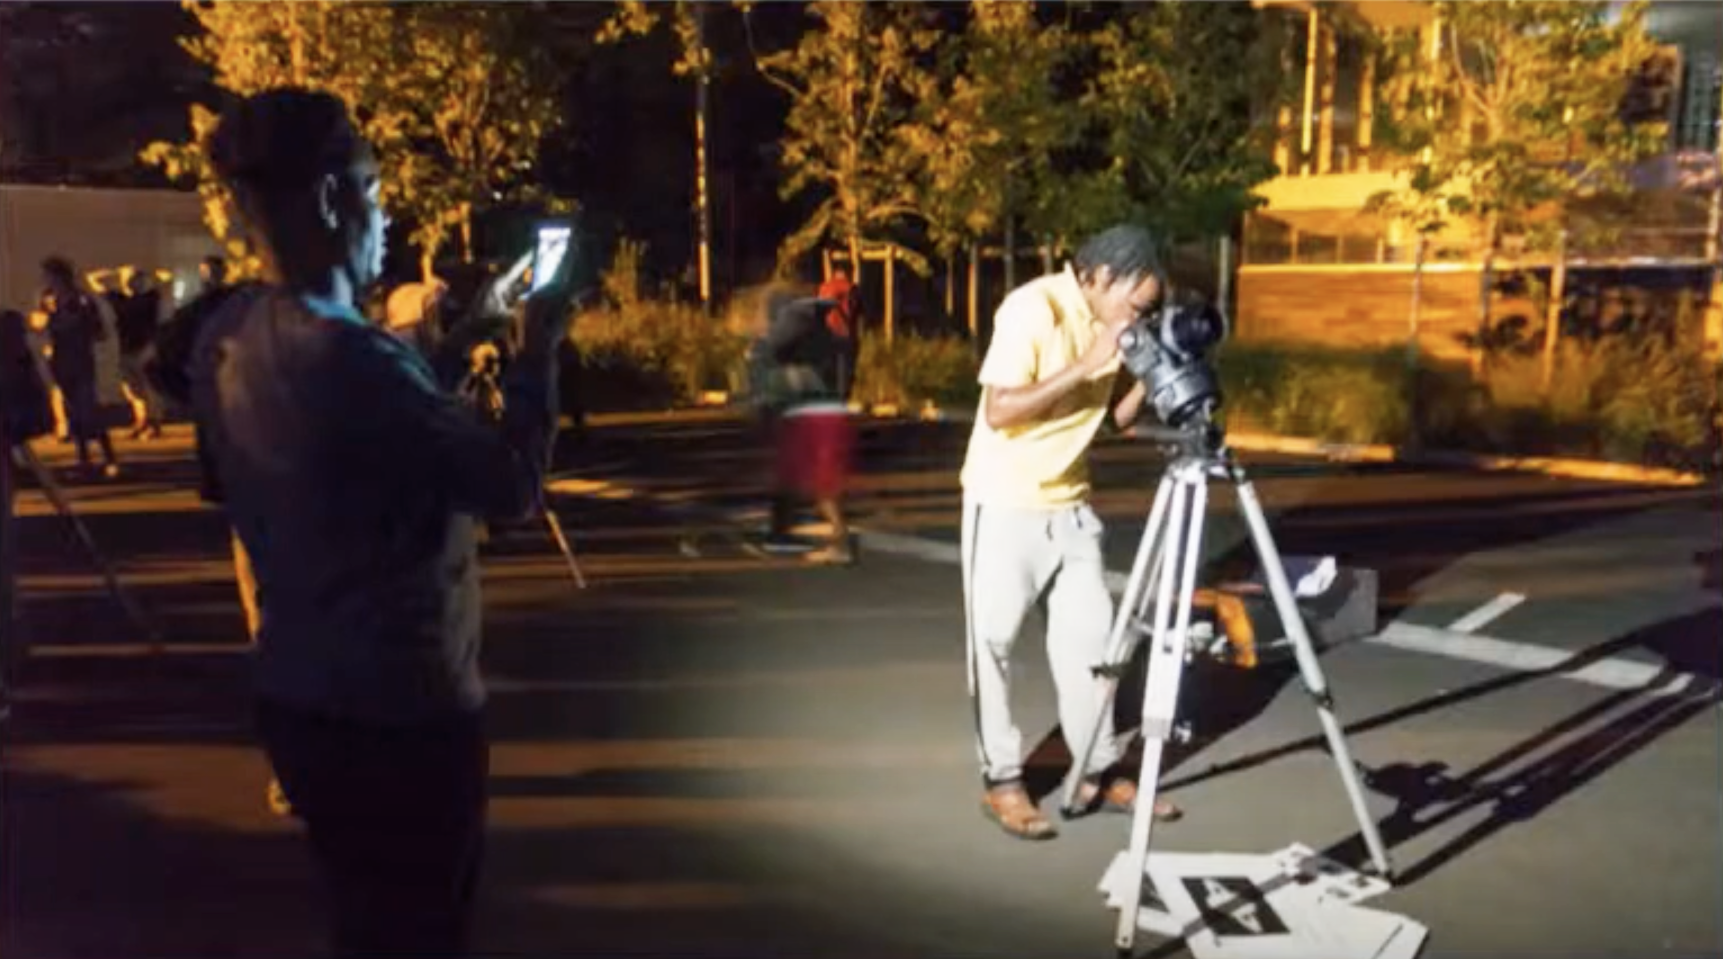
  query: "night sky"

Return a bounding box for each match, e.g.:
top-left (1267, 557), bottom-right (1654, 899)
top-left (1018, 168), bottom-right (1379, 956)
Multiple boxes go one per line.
top-left (0, 1), bottom-right (830, 292)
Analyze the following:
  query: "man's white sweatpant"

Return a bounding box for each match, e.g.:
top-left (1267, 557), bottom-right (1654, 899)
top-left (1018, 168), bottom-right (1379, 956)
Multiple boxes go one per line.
top-left (961, 496), bottom-right (1122, 785)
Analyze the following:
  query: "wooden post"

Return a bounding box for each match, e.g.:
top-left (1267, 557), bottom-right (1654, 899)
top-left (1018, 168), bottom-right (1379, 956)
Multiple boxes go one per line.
top-left (967, 242), bottom-right (980, 339)
top-left (1541, 230), bottom-right (1569, 394)
top-left (944, 251), bottom-right (955, 319)
top-left (883, 245), bottom-right (896, 343)
top-left (1408, 234), bottom-right (1426, 370)
top-left (822, 248), bottom-right (833, 283)
top-left (1407, 234), bottom-right (1428, 448)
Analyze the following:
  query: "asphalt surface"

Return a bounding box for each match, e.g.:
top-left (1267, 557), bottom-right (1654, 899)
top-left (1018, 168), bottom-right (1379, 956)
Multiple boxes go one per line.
top-left (3, 417), bottom-right (1719, 959)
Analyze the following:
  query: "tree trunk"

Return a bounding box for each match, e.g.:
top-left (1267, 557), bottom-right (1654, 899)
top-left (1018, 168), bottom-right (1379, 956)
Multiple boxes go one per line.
top-left (967, 242), bottom-right (980, 341)
top-left (1407, 233), bottom-right (1427, 450)
top-left (883, 245), bottom-right (895, 344)
top-left (1540, 229), bottom-right (1569, 395)
top-left (1003, 216), bottom-right (1017, 295)
top-left (846, 234), bottom-right (862, 299)
top-left (693, 2), bottom-right (712, 314)
top-left (1472, 214), bottom-right (1498, 377)
top-left (459, 203), bottom-right (475, 264)
top-left (944, 251), bottom-right (955, 319)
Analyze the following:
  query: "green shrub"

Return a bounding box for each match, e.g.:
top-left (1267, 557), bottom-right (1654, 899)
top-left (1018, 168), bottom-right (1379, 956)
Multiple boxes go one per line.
top-left (1216, 344), bottom-right (1410, 444)
top-left (572, 301), bottom-right (749, 410)
top-left (566, 281), bottom-right (1720, 471)
top-left (854, 334), bottom-right (981, 411)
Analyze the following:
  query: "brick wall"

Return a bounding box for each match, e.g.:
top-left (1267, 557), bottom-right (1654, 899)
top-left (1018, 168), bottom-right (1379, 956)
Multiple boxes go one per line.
top-left (1235, 267), bottom-right (1532, 359)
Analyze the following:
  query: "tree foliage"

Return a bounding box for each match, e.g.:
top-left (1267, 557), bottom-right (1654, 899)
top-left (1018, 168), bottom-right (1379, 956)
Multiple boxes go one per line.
top-left (598, 0), bottom-right (714, 79)
top-left (1057, 2), bottom-right (1292, 251)
top-left (1369, 0), bottom-right (1668, 255)
top-left (141, 0), bottom-right (564, 279)
top-left (746, 1), bottom-right (939, 277)
top-left (394, 3), bottom-right (568, 269)
top-left (901, 1), bottom-right (1077, 258)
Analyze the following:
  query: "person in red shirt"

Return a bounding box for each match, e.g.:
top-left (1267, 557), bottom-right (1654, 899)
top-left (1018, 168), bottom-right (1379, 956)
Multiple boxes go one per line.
top-left (816, 267), bottom-right (860, 402)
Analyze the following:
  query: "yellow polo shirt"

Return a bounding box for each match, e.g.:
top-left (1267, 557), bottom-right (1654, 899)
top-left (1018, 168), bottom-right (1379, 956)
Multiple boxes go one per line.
top-left (960, 267), bottom-right (1121, 508)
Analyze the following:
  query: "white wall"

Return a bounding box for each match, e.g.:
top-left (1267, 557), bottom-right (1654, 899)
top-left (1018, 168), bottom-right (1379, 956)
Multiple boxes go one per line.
top-left (0, 184), bottom-right (220, 314)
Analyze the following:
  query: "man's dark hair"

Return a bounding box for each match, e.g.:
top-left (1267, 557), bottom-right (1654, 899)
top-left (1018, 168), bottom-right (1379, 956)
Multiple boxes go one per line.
top-left (207, 87), bottom-right (371, 199)
top-left (40, 255), bottom-right (76, 286)
top-left (1072, 225), bottom-right (1163, 288)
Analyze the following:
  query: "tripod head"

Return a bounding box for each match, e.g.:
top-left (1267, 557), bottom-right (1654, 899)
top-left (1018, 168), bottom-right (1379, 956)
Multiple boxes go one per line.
top-left (1130, 408), bottom-right (1228, 464)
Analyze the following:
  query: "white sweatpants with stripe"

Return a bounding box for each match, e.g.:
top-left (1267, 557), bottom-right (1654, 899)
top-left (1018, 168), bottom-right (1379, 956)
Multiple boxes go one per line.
top-left (961, 496), bottom-right (1123, 785)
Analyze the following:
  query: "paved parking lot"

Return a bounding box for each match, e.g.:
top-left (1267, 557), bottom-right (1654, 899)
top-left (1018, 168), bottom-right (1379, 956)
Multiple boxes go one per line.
top-left (3, 419), bottom-right (1719, 958)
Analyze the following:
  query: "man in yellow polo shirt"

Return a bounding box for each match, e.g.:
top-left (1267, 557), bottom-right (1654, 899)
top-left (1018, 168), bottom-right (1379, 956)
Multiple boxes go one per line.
top-left (960, 224), bottom-right (1182, 840)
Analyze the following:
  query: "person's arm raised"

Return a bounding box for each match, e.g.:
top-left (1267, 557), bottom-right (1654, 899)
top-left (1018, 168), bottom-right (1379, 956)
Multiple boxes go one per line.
top-left (982, 312), bottom-right (1130, 431)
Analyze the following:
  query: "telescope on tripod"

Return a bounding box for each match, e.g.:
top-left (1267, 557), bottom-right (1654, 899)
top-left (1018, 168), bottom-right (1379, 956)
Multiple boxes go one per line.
top-left (1060, 297), bottom-right (1393, 956)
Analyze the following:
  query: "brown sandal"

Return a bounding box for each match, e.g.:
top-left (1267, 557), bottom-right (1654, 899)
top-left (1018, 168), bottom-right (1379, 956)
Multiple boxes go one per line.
top-left (1072, 775), bottom-right (1183, 822)
top-left (981, 782), bottom-right (1058, 841)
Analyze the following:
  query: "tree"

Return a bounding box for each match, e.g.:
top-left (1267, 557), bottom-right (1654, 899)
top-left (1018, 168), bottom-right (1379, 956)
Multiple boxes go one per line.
top-left (141, 1), bottom-right (564, 279)
top-left (1057, 3), bottom-right (1292, 258)
top-left (1370, 1), bottom-right (1668, 344)
top-left (140, 2), bottom-right (400, 276)
top-left (599, 0), bottom-right (718, 308)
top-left (395, 3), bottom-right (568, 272)
top-left (745, 1), bottom-right (940, 279)
top-left (902, 1), bottom-right (1076, 290)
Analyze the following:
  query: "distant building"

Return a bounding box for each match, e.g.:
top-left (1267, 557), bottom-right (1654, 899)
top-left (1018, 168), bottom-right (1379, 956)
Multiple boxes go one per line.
top-left (1237, 0), bottom-right (1723, 358)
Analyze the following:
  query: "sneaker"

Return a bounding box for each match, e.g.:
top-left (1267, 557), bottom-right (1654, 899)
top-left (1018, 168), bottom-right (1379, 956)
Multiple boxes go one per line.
top-left (804, 543), bottom-right (855, 566)
top-left (755, 533), bottom-right (812, 555)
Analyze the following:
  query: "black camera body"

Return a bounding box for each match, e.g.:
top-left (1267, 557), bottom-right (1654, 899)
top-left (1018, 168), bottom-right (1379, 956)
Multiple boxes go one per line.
top-left (1118, 299), bottom-right (1229, 430)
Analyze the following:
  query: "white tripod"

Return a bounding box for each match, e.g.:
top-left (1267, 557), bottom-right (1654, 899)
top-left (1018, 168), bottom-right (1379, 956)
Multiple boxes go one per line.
top-left (1058, 422), bottom-right (1392, 956)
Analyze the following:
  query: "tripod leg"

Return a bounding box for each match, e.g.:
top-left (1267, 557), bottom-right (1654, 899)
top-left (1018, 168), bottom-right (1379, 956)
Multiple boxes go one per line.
top-left (1059, 472), bottom-right (1178, 815)
top-left (1113, 475), bottom-right (1206, 955)
top-left (1235, 478), bottom-right (1393, 878)
top-left (540, 506), bottom-right (588, 589)
top-left (18, 446), bottom-right (163, 652)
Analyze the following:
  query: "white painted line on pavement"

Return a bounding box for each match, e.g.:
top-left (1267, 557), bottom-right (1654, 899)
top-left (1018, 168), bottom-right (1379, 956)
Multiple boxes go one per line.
top-left (545, 480), bottom-right (1708, 698)
top-left (1447, 592), bottom-right (1527, 634)
top-left (856, 528), bottom-right (1700, 698)
top-left (1371, 622), bottom-right (1692, 696)
top-left (856, 530), bottom-right (961, 566)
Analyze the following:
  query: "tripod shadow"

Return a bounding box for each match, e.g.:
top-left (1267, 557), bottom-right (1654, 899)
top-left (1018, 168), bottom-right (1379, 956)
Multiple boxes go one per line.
top-left (1153, 606), bottom-right (1720, 886)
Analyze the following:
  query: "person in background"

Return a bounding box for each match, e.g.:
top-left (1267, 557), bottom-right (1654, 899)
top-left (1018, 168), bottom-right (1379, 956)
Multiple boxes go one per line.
top-left (816, 266), bottom-right (861, 402)
top-left (28, 292), bottom-right (67, 441)
top-left (97, 266), bottom-right (166, 440)
top-left (175, 86), bottom-right (575, 958)
top-left (199, 254), bottom-right (228, 295)
top-left (41, 256), bottom-right (120, 480)
top-left (747, 290), bottom-right (856, 565)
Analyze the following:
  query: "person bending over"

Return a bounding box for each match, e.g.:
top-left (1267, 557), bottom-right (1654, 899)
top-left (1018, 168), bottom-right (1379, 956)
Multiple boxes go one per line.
top-left (959, 224), bottom-right (1183, 841)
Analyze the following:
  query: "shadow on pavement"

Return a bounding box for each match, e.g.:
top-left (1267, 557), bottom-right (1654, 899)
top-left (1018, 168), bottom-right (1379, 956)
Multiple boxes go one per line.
top-left (1155, 606), bottom-right (1722, 885)
top-left (1, 762), bottom-right (910, 959)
